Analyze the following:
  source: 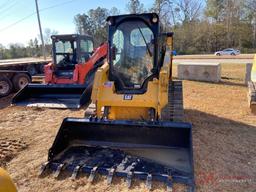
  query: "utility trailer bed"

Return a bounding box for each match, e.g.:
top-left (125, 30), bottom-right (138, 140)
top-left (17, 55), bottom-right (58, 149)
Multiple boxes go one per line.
top-left (0, 58), bottom-right (51, 75)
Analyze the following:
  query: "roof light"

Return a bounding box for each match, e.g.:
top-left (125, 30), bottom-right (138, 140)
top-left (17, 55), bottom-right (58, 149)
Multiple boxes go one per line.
top-left (152, 16), bottom-right (158, 23)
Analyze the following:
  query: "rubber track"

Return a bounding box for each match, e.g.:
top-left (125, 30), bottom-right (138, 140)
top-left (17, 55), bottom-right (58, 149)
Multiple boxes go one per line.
top-left (162, 80), bottom-right (184, 122)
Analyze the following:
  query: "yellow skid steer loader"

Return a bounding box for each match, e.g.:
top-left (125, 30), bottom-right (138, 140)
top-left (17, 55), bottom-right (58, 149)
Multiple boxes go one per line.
top-left (0, 168), bottom-right (17, 192)
top-left (248, 55), bottom-right (256, 113)
top-left (40, 13), bottom-right (194, 191)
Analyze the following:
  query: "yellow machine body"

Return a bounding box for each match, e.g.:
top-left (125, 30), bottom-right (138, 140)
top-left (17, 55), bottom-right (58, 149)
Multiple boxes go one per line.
top-left (248, 54), bottom-right (256, 113)
top-left (0, 168), bottom-right (17, 192)
top-left (43, 14), bottom-right (194, 191)
top-left (251, 54), bottom-right (256, 82)
top-left (92, 37), bottom-right (173, 120)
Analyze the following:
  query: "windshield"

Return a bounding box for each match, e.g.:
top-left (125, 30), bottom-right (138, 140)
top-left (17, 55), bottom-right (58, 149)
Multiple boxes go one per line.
top-left (55, 40), bottom-right (77, 66)
top-left (80, 39), bottom-right (93, 53)
top-left (111, 20), bottom-right (154, 89)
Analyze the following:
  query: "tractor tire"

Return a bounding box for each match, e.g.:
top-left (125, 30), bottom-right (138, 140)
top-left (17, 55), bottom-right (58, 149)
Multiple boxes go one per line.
top-left (26, 65), bottom-right (37, 76)
top-left (12, 73), bottom-right (31, 91)
top-left (161, 80), bottom-right (184, 122)
top-left (0, 77), bottom-right (13, 97)
top-left (39, 64), bottom-right (46, 74)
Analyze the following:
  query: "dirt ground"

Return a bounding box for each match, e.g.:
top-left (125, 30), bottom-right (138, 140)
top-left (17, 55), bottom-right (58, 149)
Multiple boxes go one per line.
top-left (0, 64), bottom-right (256, 192)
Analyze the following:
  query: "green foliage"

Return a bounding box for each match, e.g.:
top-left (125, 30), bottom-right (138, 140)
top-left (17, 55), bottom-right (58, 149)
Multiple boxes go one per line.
top-left (126, 0), bottom-right (145, 14)
top-left (172, 0), bottom-right (256, 54)
top-left (71, 1), bottom-right (256, 54)
top-left (74, 13), bottom-right (94, 36)
top-left (0, 37), bottom-right (45, 59)
top-left (205, 0), bottom-right (225, 21)
top-left (4, 1), bottom-right (256, 58)
top-left (74, 7), bottom-right (117, 46)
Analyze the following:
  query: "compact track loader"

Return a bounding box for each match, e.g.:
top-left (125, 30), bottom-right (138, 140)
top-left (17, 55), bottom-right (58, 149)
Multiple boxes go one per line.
top-left (248, 55), bottom-right (256, 113)
top-left (12, 34), bottom-right (107, 109)
top-left (41, 13), bottom-right (194, 191)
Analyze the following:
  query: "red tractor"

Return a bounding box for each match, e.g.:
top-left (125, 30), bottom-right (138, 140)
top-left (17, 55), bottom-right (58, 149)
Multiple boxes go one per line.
top-left (12, 34), bottom-right (107, 109)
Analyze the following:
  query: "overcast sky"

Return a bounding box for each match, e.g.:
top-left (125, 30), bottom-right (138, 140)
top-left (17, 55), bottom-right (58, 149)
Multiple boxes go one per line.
top-left (0, 0), bottom-right (153, 47)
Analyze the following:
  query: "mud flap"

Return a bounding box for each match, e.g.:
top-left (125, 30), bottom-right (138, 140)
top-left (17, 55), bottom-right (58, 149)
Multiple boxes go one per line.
top-left (43, 118), bottom-right (194, 191)
top-left (12, 83), bottom-right (92, 109)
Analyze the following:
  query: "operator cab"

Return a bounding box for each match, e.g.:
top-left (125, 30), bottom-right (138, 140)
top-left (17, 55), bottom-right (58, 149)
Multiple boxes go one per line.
top-left (51, 34), bottom-right (94, 78)
top-left (107, 13), bottom-right (162, 94)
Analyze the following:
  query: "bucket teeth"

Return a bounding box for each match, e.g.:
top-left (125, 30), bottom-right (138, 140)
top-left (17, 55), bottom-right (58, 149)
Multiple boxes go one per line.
top-left (146, 174), bottom-right (153, 190)
top-left (117, 156), bottom-right (129, 171)
top-left (107, 168), bottom-right (115, 185)
top-left (71, 165), bottom-right (81, 180)
top-left (44, 136), bottom-right (194, 190)
top-left (167, 185), bottom-right (173, 192)
top-left (125, 160), bottom-right (138, 173)
top-left (39, 161), bottom-right (49, 176)
top-left (166, 175), bottom-right (173, 192)
top-left (88, 166), bottom-right (98, 183)
top-left (187, 186), bottom-right (194, 192)
top-left (126, 171), bottom-right (133, 188)
top-left (54, 163), bottom-right (65, 178)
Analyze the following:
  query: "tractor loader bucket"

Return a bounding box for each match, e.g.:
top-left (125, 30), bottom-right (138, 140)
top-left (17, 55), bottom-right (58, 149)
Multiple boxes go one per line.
top-left (12, 83), bottom-right (92, 109)
top-left (41, 118), bottom-right (194, 191)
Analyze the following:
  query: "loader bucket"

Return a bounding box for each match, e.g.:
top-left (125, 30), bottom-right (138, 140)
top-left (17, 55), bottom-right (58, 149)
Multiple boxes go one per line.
top-left (41, 118), bottom-right (194, 191)
top-left (12, 83), bottom-right (92, 109)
